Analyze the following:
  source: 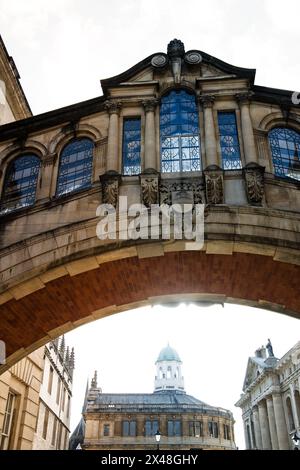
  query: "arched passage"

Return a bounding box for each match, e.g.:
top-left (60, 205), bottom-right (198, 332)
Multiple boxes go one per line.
top-left (1, 246), bottom-right (300, 374)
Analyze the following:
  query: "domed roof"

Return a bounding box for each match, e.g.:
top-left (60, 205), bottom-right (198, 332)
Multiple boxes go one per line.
top-left (156, 345), bottom-right (181, 363)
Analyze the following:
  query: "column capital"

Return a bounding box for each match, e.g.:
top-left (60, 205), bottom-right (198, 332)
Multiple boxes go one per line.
top-left (199, 94), bottom-right (215, 108)
top-left (104, 100), bottom-right (122, 115)
top-left (235, 91), bottom-right (254, 105)
top-left (142, 99), bottom-right (159, 113)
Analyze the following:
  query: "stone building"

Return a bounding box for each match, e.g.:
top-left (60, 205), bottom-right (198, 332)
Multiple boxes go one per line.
top-left (235, 340), bottom-right (300, 450)
top-left (70, 345), bottom-right (236, 450)
top-left (0, 336), bottom-right (75, 450)
top-left (0, 37), bottom-right (300, 374)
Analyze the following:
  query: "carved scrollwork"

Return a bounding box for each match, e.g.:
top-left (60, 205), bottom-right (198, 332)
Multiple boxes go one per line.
top-left (159, 179), bottom-right (204, 206)
top-left (100, 172), bottom-right (120, 208)
top-left (140, 177), bottom-right (159, 207)
top-left (243, 162), bottom-right (265, 204)
top-left (204, 166), bottom-right (224, 205)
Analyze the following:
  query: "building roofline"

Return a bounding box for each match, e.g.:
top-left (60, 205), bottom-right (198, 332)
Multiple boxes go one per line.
top-left (0, 35), bottom-right (32, 116)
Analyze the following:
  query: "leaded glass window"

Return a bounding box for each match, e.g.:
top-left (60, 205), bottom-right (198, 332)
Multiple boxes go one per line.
top-left (269, 128), bottom-right (300, 181)
top-left (160, 90), bottom-right (201, 173)
top-left (218, 111), bottom-right (242, 169)
top-left (122, 420), bottom-right (136, 437)
top-left (0, 155), bottom-right (40, 215)
top-left (56, 138), bottom-right (93, 197)
top-left (122, 118), bottom-right (141, 175)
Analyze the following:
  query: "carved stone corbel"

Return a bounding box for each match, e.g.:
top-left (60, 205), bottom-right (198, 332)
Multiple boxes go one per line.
top-left (243, 162), bottom-right (265, 205)
top-left (203, 165), bottom-right (224, 205)
top-left (100, 171), bottom-right (121, 208)
top-left (139, 170), bottom-right (160, 208)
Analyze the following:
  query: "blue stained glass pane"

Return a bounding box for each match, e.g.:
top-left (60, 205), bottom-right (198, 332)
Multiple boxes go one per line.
top-left (56, 138), bottom-right (93, 197)
top-left (160, 90), bottom-right (201, 173)
top-left (0, 155), bottom-right (40, 215)
top-left (122, 118), bottom-right (141, 175)
top-left (269, 128), bottom-right (300, 181)
top-left (218, 112), bottom-right (242, 170)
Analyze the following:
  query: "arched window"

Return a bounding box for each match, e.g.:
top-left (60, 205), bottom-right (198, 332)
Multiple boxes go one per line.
top-left (286, 396), bottom-right (295, 432)
top-left (269, 128), bottom-right (300, 180)
top-left (166, 366), bottom-right (171, 379)
top-left (0, 154), bottom-right (40, 215)
top-left (56, 138), bottom-right (94, 197)
top-left (160, 90), bottom-right (201, 172)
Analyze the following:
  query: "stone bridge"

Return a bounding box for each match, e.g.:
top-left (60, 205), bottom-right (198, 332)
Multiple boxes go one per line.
top-left (0, 39), bottom-right (299, 372)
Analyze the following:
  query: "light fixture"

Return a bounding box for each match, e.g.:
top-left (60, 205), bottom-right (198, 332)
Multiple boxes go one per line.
top-left (155, 430), bottom-right (161, 450)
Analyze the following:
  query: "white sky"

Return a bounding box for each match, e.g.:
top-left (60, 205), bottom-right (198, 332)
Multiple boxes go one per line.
top-left (1, 0), bottom-right (300, 451)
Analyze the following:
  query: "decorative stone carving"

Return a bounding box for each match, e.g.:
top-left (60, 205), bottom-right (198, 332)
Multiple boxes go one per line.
top-left (42, 154), bottom-right (56, 167)
top-left (203, 165), bottom-right (224, 205)
top-left (100, 171), bottom-right (121, 208)
top-left (167, 38), bottom-right (185, 84)
top-left (235, 91), bottom-right (254, 104)
top-left (151, 54), bottom-right (168, 68)
top-left (159, 178), bottom-right (204, 206)
top-left (140, 171), bottom-right (160, 208)
top-left (243, 162), bottom-right (265, 205)
top-left (104, 100), bottom-right (122, 115)
top-left (199, 94), bottom-right (215, 108)
top-left (142, 99), bottom-right (158, 113)
top-left (185, 51), bottom-right (202, 65)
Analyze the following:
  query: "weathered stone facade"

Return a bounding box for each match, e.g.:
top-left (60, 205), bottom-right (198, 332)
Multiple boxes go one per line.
top-left (0, 38), bottom-right (299, 372)
top-left (0, 337), bottom-right (74, 450)
top-left (235, 341), bottom-right (300, 450)
top-left (71, 346), bottom-right (236, 450)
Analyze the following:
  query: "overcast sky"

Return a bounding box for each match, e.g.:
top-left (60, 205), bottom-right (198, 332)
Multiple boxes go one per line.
top-left (0, 0), bottom-right (299, 115)
top-left (1, 0), bottom-right (299, 451)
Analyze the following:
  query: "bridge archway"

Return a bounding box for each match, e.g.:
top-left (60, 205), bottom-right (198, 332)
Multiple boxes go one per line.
top-left (1, 240), bottom-right (300, 373)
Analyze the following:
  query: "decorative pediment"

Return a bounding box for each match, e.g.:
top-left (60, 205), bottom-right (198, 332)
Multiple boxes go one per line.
top-left (101, 39), bottom-right (256, 95)
top-left (242, 358), bottom-right (264, 391)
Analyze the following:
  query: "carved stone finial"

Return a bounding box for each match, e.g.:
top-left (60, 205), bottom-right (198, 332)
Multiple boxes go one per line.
top-left (91, 370), bottom-right (98, 389)
top-left (243, 162), bottom-right (265, 205)
top-left (167, 39), bottom-right (185, 58)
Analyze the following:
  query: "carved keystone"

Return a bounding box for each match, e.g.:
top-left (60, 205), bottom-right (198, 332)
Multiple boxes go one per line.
top-left (203, 165), bottom-right (224, 205)
top-left (243, 162), bottom-right (265, 205)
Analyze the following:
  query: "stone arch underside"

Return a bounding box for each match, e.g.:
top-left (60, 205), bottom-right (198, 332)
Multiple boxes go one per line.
top-left (1, 247), bottom-right (300, 374)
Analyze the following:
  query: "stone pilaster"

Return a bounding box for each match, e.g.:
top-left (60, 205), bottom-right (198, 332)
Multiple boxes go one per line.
top-left (252, 406), bottom-right (262, 449)
top-left (37, 154), bottom-right (56, 201)
top-left (258, 401), bottom-right (272, 449)
top-left (200, 95), bottom-right (218, 167)
top-left (203, 165), bottom-right (224, 205)
top-left (243, 162), bottom-right (265, 205)
top-left (236, 92), bottom-right (258, 164)
top-left (105, 100), bottom-right (122, 172)
top-left (143, 99), bottom-right (158, 171)
top-left (100, 171), bottom-right (121, 208)
top-left (289, 383), bottom-right (300, 429)
top-left (266, 396), bottom-right (279, 450)
top-left (139, 170), bottom-right (160, 208)
top-left (272, 393), bottom-right (290, 450)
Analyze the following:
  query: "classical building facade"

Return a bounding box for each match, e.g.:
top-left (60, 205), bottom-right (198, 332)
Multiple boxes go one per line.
top-left (235, 341), bottom-right (300, 450)
top-left (0, 37), bottom-right (300, 377)
top-left (70, 345), bottom-right (236, 450)
top-left (0, 336), bottom-right (74, 450)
